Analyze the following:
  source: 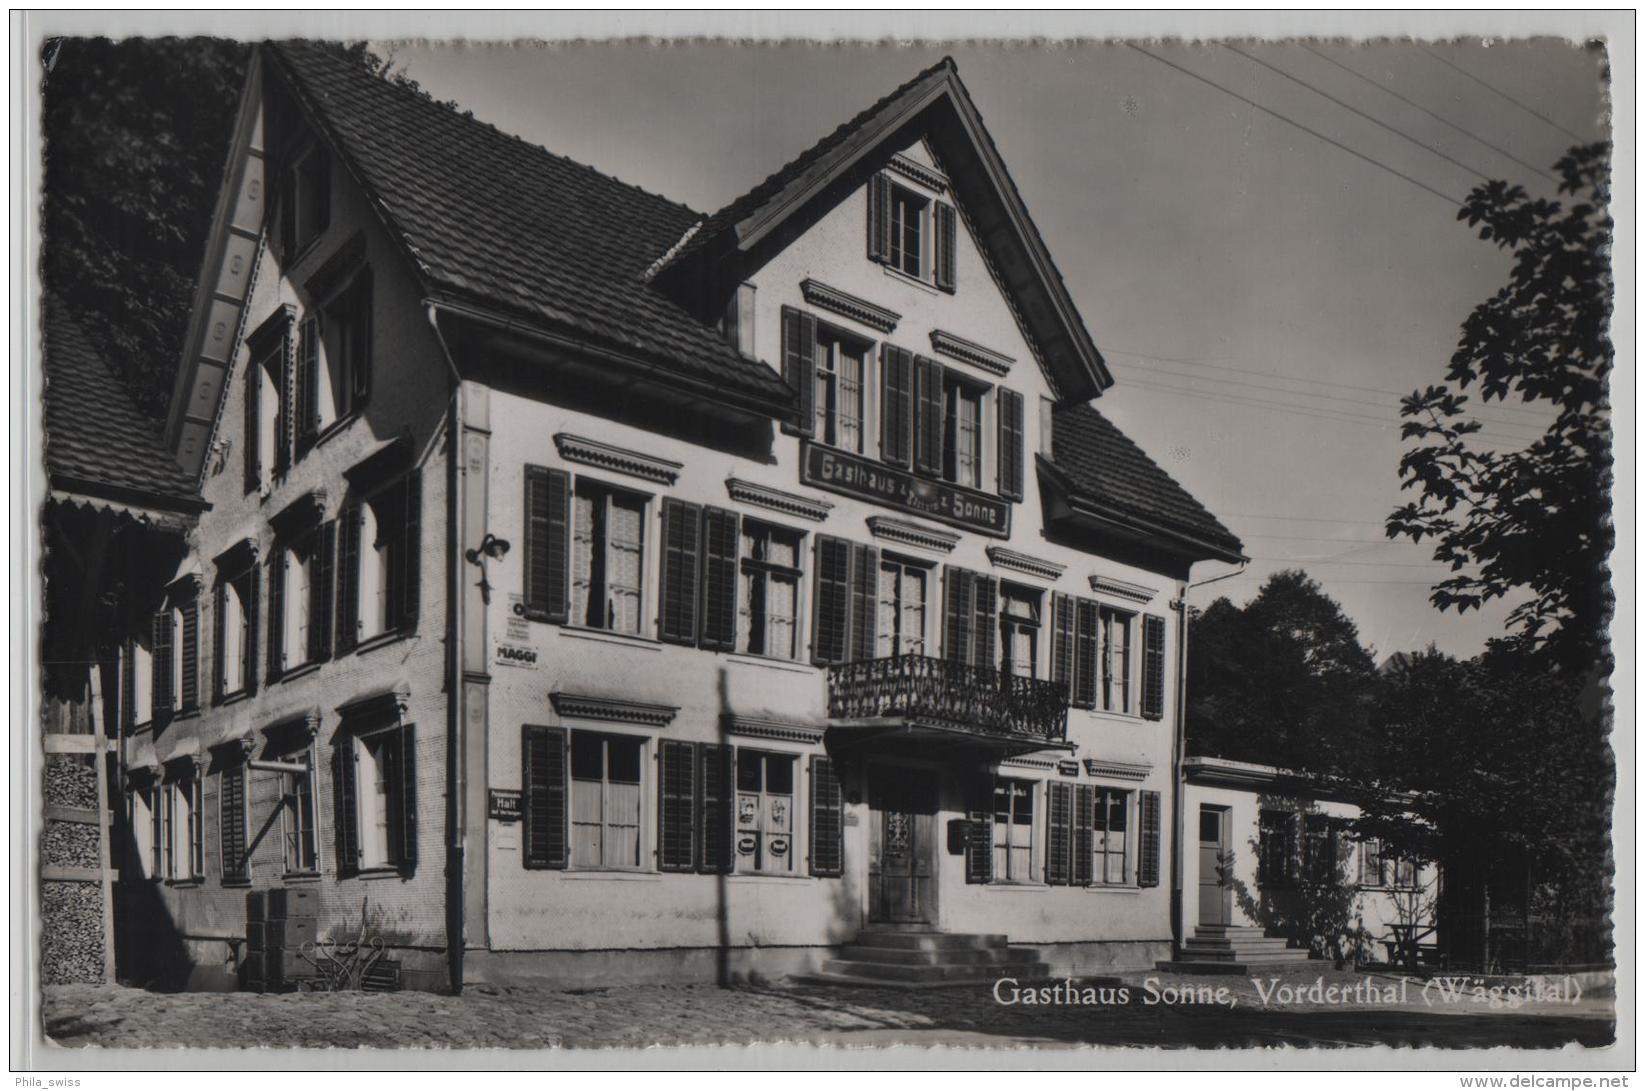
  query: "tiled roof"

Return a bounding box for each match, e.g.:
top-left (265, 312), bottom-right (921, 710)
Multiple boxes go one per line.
top-left (43, 302), bottom-right (203, 510)
top-left (1050, 401), bottom-right (1243, 559)
top-left (265, 42), bottom-right (794, 409)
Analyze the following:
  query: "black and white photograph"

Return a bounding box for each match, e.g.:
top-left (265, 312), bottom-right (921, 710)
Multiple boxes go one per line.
top-left (15, 9), bottom-right (1632, 1072)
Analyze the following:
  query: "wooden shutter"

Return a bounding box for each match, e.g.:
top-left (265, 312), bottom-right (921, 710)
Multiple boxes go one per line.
top-left (698, 744), bottom-right (732, 874)
top-left (297, 316), bottom-right (319, 453)
top-left (658, 498), bottom-right (702, 645)
top-left (179, 599), bottom-right (198, 711)
top-left (523, 725), bottom-right (567, 870)
top-left (334, 738), bottom-right (360, 875)
top-left (808, 756), bottom-right (844, 878)
top-left (243, 564), bottom-right (260, 697)
top-left (997, 388), bottom-right (1024, 500)
top-left (121, 638), bottom-right (136, 729)
top-left (699, 507), bottom-right (740, 652)
top-left (243, 358), bottom-right (260, 493)
top-left (400, 472), bottom-right (421, 633)
top-left (1072, 784), bottom-right (1094, 886)
top-left (879, 345), bottom-right (914, 468)
top-left (971, 573), bottom-right (998, 671)
top-left (1046, 781), bottom-right (1073, 886)
top-left (1074, 598), bottom-right (1099, 709)
top-left (311, 521), bottom-right (336, 663)
top-left (221, 766), bottom-right (247, 882)
top-left (657, 740), bottom-right (697, 872)
top-left (849, 543), bottom-right (879, 661)
top-left (811, 536), bottom-right (852, 666)
top-left (212, 580), bottom-right (227, 702)
top-left (396, 724), bottom-right (417, 872)
top-left (781, 307), bottom-right (817, 438)
top-left (913, 356), bottom-right (945, 476)
top-left (276, 326), bottom-right (293, 477)
top-left (867, 172), bottom-right (892, 263)
top-left (965, 776), bottom-right (994, 884)
top-left (1051, 593), bottom-right (1075, 699)
top-left (335, 506), bottom-right (360, 654)
top-left (934, 201), bottom-right (957, 293)
top-left (1141, 614), bottom-right (1167, 720)
top-left (523, 466), bottom-right (571, 624)
top-left (1138, 790), bottom-right (1162, 887)
top-left (943, 566), bottom-right (974, 665)
top-left (350, 271), bottom-right (373, 411)
top-left (151, 611), bottom-right (172, 716)
top-left (267, 551), bottom-right (286, 682)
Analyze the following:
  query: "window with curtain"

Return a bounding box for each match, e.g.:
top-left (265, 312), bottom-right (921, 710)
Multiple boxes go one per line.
top-left (738, 522), bottom-right (802, 659)
top-left (572, 482), bottom-right (647, 635)
top-left (876, 558), bottom-right (929, 657)
top-left (1000, 585), bottom-right (1042, 678)
top-left (813, 327), bottom-right (867, 453)
top-left (991, 778), bottom-right (1035, 883)
top-left (570, 731), bottom-right (644, 869)
top-left (1093, 788), bottom-right (1130, 885)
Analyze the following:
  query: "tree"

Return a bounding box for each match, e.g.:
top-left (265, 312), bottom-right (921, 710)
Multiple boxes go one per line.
top-left (1186, 570), bottom-right (1377, 774)
top-left (1388, 144), bottom-right (1614, 674)
top-left (41, 37), bottom-right (249, 418)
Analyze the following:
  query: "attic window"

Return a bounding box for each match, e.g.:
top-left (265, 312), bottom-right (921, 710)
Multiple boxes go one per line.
top-left (888, 185), bottom-right (926, 278)
top-left (281, 146), bottom-right (330, 261)
top-left (868, 173), bottom-right (957, 293)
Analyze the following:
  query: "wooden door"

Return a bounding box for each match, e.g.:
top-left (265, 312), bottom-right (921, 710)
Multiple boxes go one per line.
top-left (868, 768), bottom-right (937, 924)
top-left (1198, 805), bottom-right (1231, 927)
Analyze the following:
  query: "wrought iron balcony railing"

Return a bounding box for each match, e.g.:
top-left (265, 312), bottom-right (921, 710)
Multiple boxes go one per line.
top-left (827, 653), bottom-right (1070, 746)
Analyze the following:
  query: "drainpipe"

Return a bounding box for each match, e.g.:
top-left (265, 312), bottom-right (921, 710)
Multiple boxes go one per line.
top-left (427, 303), bottom-right (465, 995)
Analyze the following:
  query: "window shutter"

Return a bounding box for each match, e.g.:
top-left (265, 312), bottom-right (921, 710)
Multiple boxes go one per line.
top-left (1138, 790), bottom-right (1162, 887)
top-left (221, 766), bottom-right (247, 882)
top-left (808, 756), bottom-right (844, 878)
top-left (523, 466), bottom-right (570, 624)
top-left (297, 317), bottom-right (319, 453)
top-left (934, 201), bottom-right (957, 293)
top-left (523, 725), bottom-right (567, 869)
top-left (1141, 614), bottom-right (1167, 720)
top-left (965, 776), bottom-right (994, 884)
top-left (997, 388), bottom-right (1024, 501)
top-left (334, 738), bottom-right (360, 875)
top-left (879, 345), bottom-right (914, 468)
top-left (396, 724), bottom-right (417, 872)
top-left (212, 581), bottom-right (227, 702)
top-left (243, 359), bottom-right (260, 493)
top-left (781, 306), bottom-right (817, 438)
top-left (151, 611), bottom-right (172, 716)
top-left (267, 551), bottom-right (286, 682)
top-left (351, 269), bottom-right (373, 409)
top-left (1073, 598), bottom-right (1098, 709)
top-left (698, 744), bottom-right (732, 874)
top-left (848, 543), bottom-right (879, 662)
top-left (1051, 593), bottom-right (1075, 699)
top-left (699, 507), bottom-right (740, 652)
top-left (311, 521), bottom-right (335, 663)
top-left (1046, 781), bottom-right (1073, 886)
top-left (179, 599), bottom-right (199, 711)
top-left (811, 536), bottom-right (852, 666)
top-left (913, 356), bottom-right (945, 477)
top-left (400, 471), bottom-right (421, 633)
top-left (867, 173), bottom-right (892, 263)
top-left (190, 779), bottom-right (204, 878)
top-left (657, 498), bottom-right (702, 645)
top-left (1072, 784), bottom-right (1094, 886)
top-left (121, 638), bottom-right (136, 729)
top-left (276, 333), bottom-right (293, 477)
top-left (657, 740), bottom-right (697, 872)
top-left (244, 564), bottom-right (260, 697)
top-left (971, 574), bottom-right (998, 671)
top-left (943, 566), bottom-right (974, 665)
top-left (335, 506), bottom-right (360, 654)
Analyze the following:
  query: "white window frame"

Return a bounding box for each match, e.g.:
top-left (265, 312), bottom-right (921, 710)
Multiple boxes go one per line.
top-left (168, 605), bottom-right (186, 713)
top-left (814, 325), bottom-right (868, 454)
top-left (887, 181), bottom-right (929, 280)
top-left (1091, 786), bottom-right (1131, 886)
top-left (570, 479), bottom-right (651, 637)
top-left (280, 533), bottom-right (317, 671)
top-left (1099, 606), bottom-right (1135, 714)
top-left (991, 777), bottom-right (1037, 884)
top-left (942, 374), bottom-right (987, 489)
top-left (255, 344), bottom-right (283, 491)
top-left (999, 584), bottom-right (1042, 678)
top-left (877, 556), bottom-right (931, 658)
top-left (287, 145), bottom-right (328, 259)
top-left (130, 639), bottom-right (153, 728)
top-left (132, 784), bottom-right (158, 879)
top-left (738, 521), bottom-right (805, 661)
top-left (219, 572), bottom-right (250, 699)
top-left (314, 271), bottom-right (368, 433)
top-left (164, 774), bottom-right (202, 881)
top-left (353, 727), bottom-right (400, 871)
top-left (281, 744), bottom-right (320, 876)
top-left (734, 748), bottom-right (800, 876)
top-left (567, 729), bottom-right (649, 872)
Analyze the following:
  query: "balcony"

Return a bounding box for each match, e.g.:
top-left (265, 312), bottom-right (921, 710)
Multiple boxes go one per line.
top-left (826, 653), bottom-right (1070, 750)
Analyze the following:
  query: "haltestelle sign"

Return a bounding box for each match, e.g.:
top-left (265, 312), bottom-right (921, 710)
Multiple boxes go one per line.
top-left (801, 442), bottom-right (1011, 536)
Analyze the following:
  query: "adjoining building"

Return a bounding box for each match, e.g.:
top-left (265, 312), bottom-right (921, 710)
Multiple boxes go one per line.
top-left (120, 43), bottom-right (1248, 991)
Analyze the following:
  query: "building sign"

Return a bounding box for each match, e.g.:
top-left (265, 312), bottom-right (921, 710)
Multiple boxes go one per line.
top-left (493, 640), bottom-right (540, 670)
top-left (1058, 760), bottom-right (1081, 777)
top-left (504, 593), bottom-right (533, 642)
top-left (488, 789), bottom-right (522, 822)
top-left (800, 442), bottom-right (1011, 537)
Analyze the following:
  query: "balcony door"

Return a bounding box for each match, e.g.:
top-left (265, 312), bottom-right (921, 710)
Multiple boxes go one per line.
top-left (877, 559), bottom-right (929, 658)
top-left (867, 766), bottom-right (937, 925)
top-left (1198, 805), bottom-right (1232, 927)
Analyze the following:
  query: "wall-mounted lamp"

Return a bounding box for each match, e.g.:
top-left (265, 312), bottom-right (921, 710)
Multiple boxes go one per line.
top-left (464, 533), bottom-right (511, 604)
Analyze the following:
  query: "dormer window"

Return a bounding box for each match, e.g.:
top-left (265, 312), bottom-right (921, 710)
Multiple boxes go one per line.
top-left (280, 146), bottom-right (330, 261)
top-left (868, 171), bottom-right (957, 293)
top-left (888, 185), bottom-right (927, 278)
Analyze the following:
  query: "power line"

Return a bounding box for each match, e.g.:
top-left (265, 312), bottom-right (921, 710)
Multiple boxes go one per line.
top-left (1126, 43), bottom-right (1466, 208)
top-left (1223, 512), bottom-right (1391, 525)
top-left (1241, 532), bottom-right (1400, 543)
top-left (1418, 45), bottom-right (1586, 144)
top-left (1250, 556), bottom-right (1459, 569)
top-left (1223, 43), bottom-right (1497, 185)
top-left (1299, 43), bottom-right (1560, 184)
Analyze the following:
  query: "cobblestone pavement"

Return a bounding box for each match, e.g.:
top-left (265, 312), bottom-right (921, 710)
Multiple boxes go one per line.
top-left (42, 966), bottom-right (1615, 1052)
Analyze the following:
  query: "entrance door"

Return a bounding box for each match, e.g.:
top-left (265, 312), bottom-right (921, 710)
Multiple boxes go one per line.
top-left (1198, 805), bottom-right (1232, 927)
top-left (868, 767), bottom-right (937, 924)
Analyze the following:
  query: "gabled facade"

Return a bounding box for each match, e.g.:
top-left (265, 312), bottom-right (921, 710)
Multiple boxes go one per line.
top-left (130, 44), bottom-right (1244, 991)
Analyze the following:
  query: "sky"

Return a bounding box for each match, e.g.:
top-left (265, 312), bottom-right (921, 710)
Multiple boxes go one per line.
top-left (384, 37), bottom-right (1610, 661)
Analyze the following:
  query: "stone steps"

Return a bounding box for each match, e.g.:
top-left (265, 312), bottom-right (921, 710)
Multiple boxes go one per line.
top-left (799, 930), bottom-right (1045, 989)
top-left (1156, 926), bottom-right (1318, 974)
